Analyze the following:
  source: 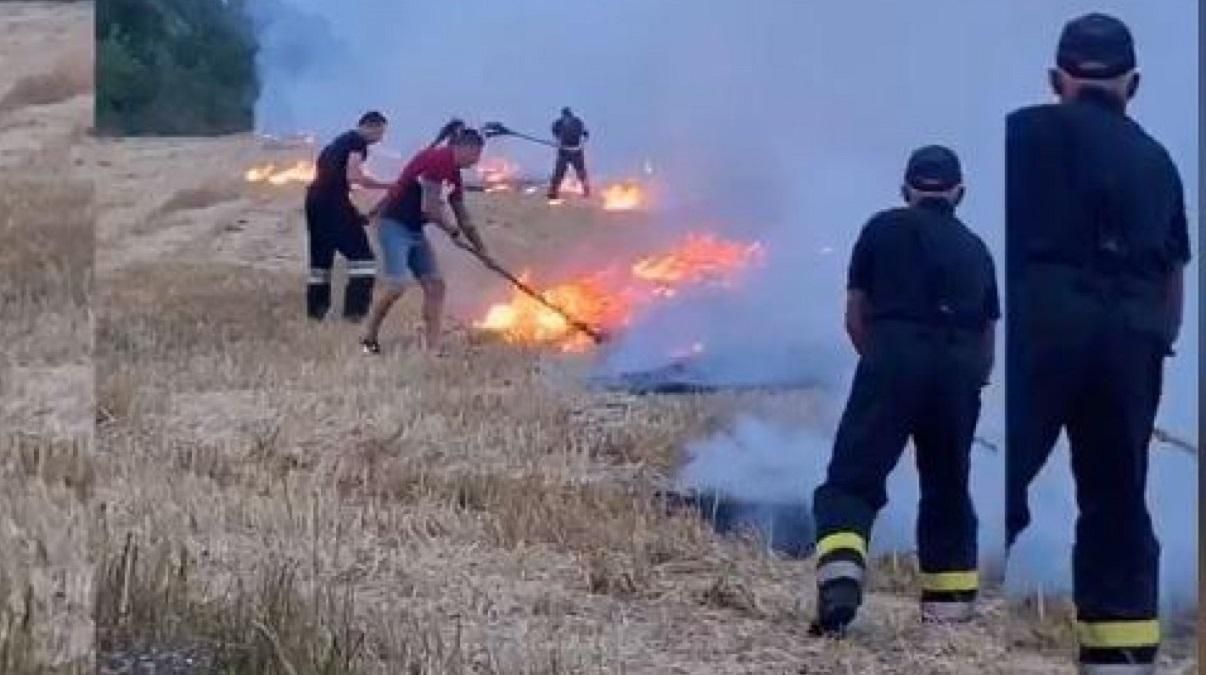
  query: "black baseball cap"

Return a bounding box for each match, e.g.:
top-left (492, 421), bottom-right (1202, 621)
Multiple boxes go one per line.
top-left (1056, 13), bottom-right (1136, 80)
top-left (905, 145), bottom-right (962, 192)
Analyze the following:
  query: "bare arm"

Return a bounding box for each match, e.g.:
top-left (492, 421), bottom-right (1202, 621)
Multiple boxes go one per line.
top-left (419, 177), bottom-right (454, 232)
top-left (845, 289), bottom-right (870, 356)
top-left (346, 152), bottom-right (392, 190)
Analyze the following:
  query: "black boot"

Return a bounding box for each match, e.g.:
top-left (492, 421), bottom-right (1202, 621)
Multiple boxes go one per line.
top-left (809, 578), bottom-right (862, 637)
top-left (343, 276), bottom-right (374, 322)
top-left (307, 282), bottom-right (331, 320)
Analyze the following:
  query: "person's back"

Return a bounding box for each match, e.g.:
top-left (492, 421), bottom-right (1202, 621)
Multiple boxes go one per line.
top-left (548, 107), bottom-right (591, 199)
top-left (309, 130), bottom-right (369, 202)
top-left (1008, 93), bottom-right (1186, 291)
top-left (379, 144), bottom-right (463, 228)
top-left (1004, 14), bottom-right (1190, 674)
top-left (303, 111), bottom-right (389, 323)
top-left (857, 203), bottom-right (998, 337)
top-left (552, 111), bottom-right (587, 148)
top-left (811, 145), bottom-right (997, 636)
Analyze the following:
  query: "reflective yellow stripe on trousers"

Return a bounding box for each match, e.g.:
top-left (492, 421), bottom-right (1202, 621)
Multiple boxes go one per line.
top-left (816, 532), bottom-right (867, 560)
top-left (1076, 620), bottom-right (1160, 649)
top-left (920, 571), bottom-right (979, 593)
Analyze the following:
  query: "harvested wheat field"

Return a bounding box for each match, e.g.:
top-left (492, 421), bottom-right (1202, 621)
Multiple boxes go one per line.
top-left (0, 2), bottom-right (95, 673)
top-left (0, 3), bottom-right (1195, 675)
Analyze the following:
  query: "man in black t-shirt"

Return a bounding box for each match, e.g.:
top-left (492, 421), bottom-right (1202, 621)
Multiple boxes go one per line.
top-left (810, 145), bottom-right (999, 637)
top-left (304, 111), bottom-right (393, 321)
top-left (547, 107), bottom-right (591, 199)
top-left (1005, 15), bottom-right (1191, 673)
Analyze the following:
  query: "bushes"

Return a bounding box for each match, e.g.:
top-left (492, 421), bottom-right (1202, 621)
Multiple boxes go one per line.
top-left (95, 0), bottom-right (259, 136)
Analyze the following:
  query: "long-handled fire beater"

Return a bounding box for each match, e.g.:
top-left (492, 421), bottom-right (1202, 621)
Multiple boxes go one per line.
top-left (447, 235), bottom-right (606, 344)
top-left (482, 121), bottom-right (560, 149)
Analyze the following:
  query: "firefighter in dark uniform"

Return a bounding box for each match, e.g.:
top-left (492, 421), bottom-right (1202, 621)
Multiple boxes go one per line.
top-left (547, 107), bottom-right (591, 199)
top-left (304, 111), bottom-right (393, 321)
top-left (810, 145), bottom-right (999, 636)
top-left (1005, 14), bottom-right (1190, 674)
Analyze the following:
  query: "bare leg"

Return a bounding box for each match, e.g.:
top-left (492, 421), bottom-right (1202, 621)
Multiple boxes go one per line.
top-left (419, 277), bottom-right (446, 350)
top-left (362, 283), bottom-right (405, 342)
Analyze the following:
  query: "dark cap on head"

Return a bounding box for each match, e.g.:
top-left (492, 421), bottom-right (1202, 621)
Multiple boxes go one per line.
top-left (905, 145), bottom-right (962, 192)
top-left (561, 107), bottom-right (572, 116)
top-left (1057, 13), bottom-right (1136, 79)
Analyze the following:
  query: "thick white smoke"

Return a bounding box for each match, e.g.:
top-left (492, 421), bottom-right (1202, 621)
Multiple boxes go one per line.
top-left (677, 414), bottom-right (1006, 565)
top-left (250, 0), bottom-right (1197, 609)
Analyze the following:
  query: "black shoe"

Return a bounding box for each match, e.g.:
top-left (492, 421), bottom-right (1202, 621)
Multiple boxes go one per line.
top-left (808, 579), bottom-right (861, 637)
top-left (360, 338), bottom-right (381, 355)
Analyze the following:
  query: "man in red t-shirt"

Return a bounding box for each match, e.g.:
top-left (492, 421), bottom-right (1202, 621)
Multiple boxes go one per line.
top-left (360, 128), bottom-right (487, 354)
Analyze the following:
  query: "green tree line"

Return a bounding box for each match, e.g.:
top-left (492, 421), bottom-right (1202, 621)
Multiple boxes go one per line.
top-left (96, 0), bottom-right (259, 136)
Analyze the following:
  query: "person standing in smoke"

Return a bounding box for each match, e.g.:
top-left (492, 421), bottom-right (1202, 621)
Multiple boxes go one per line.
top-left (304, 111), bottom-right (393, 321)
top-left (809, 146), bottom-right (999, 636)
top-left (1005, 14), bottom-right (1190, 674)
top-left (547, 107), bottom-right (590, 200)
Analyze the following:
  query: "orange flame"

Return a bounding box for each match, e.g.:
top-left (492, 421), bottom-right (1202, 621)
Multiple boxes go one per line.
top-left (245, 161), bottom-right (316, 185)
top-left (478, 272), bottom-right (630, 353)
top-left (631, 233), bottom-right (765, 286)
top-left (477, 233), bottom-right (762, 351)
top-left (476, 156), bottom-right (520, 188)
top-left (601, 181), bottom-right (645, 211)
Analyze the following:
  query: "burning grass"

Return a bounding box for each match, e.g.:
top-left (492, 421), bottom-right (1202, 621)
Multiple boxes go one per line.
top-left (601, 181), bottom-right (645, 211)
top-left (244, 160), bottom-right (316, 186)
top-left (476, 233), bottom-right (764, 352)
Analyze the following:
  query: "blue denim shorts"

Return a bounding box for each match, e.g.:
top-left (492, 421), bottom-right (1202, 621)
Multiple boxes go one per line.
top-left (377, 218), bottom-right (441, 284)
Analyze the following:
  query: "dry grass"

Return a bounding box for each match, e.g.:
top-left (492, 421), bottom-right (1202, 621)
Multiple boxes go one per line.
top-left (0, 150), bottom-right (93, 365)
top-left (152, 181), bottom-right (243, 219)
top-left (0, 44), bottom-right (91, 113)
top-left (0, 6), bottom-right (94, 672)
top-left (0, 144), bottom-right (93, 675)
top-left (87, 258), bottom-right (1076, 674)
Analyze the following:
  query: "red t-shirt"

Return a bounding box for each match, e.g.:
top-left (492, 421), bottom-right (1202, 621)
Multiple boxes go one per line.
top-left (380, 146), bottom-right (464, 227)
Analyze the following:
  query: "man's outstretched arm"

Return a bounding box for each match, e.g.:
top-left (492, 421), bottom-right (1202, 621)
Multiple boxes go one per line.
top-left (346, 152), bottom-right (392, 190)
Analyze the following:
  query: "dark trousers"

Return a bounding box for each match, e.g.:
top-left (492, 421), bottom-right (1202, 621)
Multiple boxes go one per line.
top-left (548, 149), bottom-right (589, 198)
top-left (1006, 266), bottom-right (1164, 664)
top-left (813, 322), bottom-right (984, 602)
top-left (304, 195), bottom-right (375, 321)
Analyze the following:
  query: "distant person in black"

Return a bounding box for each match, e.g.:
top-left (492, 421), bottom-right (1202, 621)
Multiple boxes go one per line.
top-left (304, 111), bottom-right (393, 321)
top-left (810, 146), bottom-right (999, 637)
top-left (1005, 14), bottom-right (1190, 674)
top-left (547, 107), bottom-right (590, 199)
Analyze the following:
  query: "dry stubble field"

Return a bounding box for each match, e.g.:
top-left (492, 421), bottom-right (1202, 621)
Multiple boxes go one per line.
top-left (0, 2), bottom-right (1197, 673)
